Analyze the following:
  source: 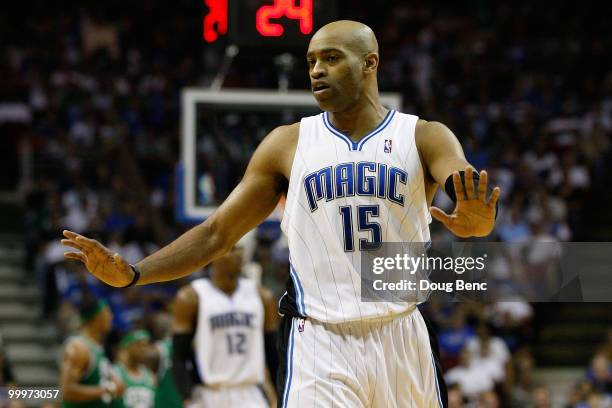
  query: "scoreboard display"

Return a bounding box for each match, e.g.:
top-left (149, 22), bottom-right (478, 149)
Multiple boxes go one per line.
top-left (203, 0), bottom-right (337, 46)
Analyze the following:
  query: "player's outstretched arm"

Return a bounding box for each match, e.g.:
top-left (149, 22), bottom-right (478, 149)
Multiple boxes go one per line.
top-left (61, 124), bottom-right (298, 286)
top-left (416, 121), bottom-right (500, 238)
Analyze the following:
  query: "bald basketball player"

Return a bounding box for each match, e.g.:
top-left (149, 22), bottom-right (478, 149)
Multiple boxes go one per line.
top-left (62, 21), bottom-right (500, 407)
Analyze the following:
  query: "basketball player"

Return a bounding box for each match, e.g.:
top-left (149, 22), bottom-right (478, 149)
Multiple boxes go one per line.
top-left (61, 296), bottom-right (124, 407)
top-left (171, 245), bottom-right (277, 407)
top-left (148, 312), bottom-right (183, 408)
top-left (114, 330), bottom-right (156, 408)
top-left (62, 20), bottom-right (500, 407)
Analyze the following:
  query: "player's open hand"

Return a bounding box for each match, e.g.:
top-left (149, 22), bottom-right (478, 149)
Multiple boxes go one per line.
top-left (429, 167), bottom-right (500, 238)
top-left (61, 230), bottom-right (135, 287)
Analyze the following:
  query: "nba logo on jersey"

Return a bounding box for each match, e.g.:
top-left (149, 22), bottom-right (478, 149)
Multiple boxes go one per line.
top-left (384, 139), bottom-right (392, 153)
top-left (298, 318), bottom-right (306, 333)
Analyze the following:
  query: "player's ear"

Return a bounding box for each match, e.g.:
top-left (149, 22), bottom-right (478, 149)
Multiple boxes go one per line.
top-left (363, 53), bottom-right (378, 73)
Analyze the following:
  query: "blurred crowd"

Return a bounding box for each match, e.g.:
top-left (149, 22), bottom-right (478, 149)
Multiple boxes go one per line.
top-left (421, 301), bottom-right (612, 407)
top-left (1, 0), bottom-right (611, 407)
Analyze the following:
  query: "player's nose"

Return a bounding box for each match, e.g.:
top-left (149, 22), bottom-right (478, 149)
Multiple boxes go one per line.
top-left (310, 61), bottom-right (326, 79)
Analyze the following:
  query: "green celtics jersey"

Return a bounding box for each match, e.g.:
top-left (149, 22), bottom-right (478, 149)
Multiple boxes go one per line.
top-left (154, 339), bottom-right (182, 408)
top-left (62, 336), bottom-right (116, 408)
top-left (114, 364), bottom-right (155, 408)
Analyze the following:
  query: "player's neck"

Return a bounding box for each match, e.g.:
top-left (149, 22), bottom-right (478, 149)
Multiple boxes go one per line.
top-left (82, 326), bottom-right (104, 345)
top-left (125, 359), bottom-right (140, 373)
top-left (329, 97), bottom-right (388, 141)
top-left (211, 276), bottom-right (238, 296)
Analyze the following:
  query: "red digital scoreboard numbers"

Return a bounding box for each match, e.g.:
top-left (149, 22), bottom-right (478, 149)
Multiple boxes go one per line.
top-left (203, 0), bottom-right (228, 43)
top-left (256, 0), bottom-right (313, 37)
top-left (203, 0), bottom-right (336, 46)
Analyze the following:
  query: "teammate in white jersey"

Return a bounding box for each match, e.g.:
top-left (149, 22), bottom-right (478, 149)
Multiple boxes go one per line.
top-left (171, 246), bottom-right (278, 407)
top-left (62, 20), bottom-right (500, 408)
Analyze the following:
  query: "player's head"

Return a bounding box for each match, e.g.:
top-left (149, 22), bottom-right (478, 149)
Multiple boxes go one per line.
top-left (79, 295), bottom-right (113, 335)
top-left (476, 320), bottom-right (491, 341)
top-left (447, 385), bottom-right (463, 407)
top-left (150, 311), bottom-right (172, 340)
top-left (307, 20), bottom-right (380, 112)
top-left (120, 329), bottom-right (151, 364)
top-left (478, 391), bottom-right (500, 408)
top-left (211, 245), bottom-right (243, 282)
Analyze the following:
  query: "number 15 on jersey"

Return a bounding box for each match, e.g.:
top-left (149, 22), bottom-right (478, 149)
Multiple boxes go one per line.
top-left (339, 205), bottom-right (382, 252)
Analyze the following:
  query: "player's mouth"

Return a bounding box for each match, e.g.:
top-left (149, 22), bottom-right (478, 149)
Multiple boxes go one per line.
top-left (312, 82), bottom-right (331, 96)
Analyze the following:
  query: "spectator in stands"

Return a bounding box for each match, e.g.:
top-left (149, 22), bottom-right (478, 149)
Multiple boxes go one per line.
top-left (475, 391), bottom-right (500, 408)
top-left (445, 347), bottom-right (495, 402)
top-left (438, 308), bottom-right (475, 369)
top-left (497, 202), bottom-right (531, 243)
top-left (510, 348), bottom-right (537, 407)
top-left (447, 384), bottom-right (464, 408)
top-left (600, 328), bottom-right (612, 362)
top-left (486, 301), bottom-right (533, 351)
top-left (586, 352), bottom-right (612, 395)
top-left (530, 386), bottom-right (553, 408)
top-left (466, 321), bottom-right (511, 384)
top-left (108, 287), bottom-right (148, 334)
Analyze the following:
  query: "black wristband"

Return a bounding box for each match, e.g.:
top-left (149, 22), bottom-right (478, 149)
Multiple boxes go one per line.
top-left (444, 170), bottom-right (499, 220)
top-left (172, 333), bottom-right (197, 399)
top-left (121, 264), bottom-right (141, 288)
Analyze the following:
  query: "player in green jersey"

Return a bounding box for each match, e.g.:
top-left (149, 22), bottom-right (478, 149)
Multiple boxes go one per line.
top-left (114, 330), bottom-right (156, 408)
top-left (61, 296), bottom-right (124, 407)
top-left (149, 312), bottom-right (182, 408)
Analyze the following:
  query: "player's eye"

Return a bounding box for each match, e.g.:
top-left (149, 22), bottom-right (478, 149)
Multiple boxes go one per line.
top-left (327, 55), bottom-right (338, 62)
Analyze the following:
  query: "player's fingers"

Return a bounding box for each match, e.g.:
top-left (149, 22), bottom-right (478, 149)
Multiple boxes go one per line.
top-left (64, 252), bottom-right (87, 263)
top-left (61, 239), bottom-right (87, 252)
top-left (452, 171), bottom-right (465, 201)
top-left (75, 235), bottom-right (104, 251)
top-left (62, 230), bottom-right (79, 239)
top-left (429, 207), bottom-right (452, 225)
top-left (478, 170), bottom-right (488, 202)
top-left (465, 166), bottom-right (476, 199)
top-left (488, 186), bottom-right (501, 207)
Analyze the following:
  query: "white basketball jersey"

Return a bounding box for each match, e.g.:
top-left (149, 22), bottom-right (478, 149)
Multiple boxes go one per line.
top-left (191, 278), bottom-right (265, 387)
top-left (280, 110), bottom-right (432, 323)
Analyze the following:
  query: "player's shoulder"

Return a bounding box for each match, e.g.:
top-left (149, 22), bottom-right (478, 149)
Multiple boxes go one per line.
top-left (415, 119), bottom-right (456, 148)
top-left (172, 284), bottom-right (199, 322)
top-left (175, 283), bottom-right (198, 305)
top-left (266, 122), bottom-right (300, 143)
top-left (64, 335), bottom-right (87, 350)
top-left (63, 336), bottom-right (90, 362)
top-left (415, 119), bottom-right (453, 137)
top-left (254, 122), bottom-right (299, 155)
top-left (237, 277), bottom-right (262, 294)
top-left (255, 123), bottom-right (300, 176)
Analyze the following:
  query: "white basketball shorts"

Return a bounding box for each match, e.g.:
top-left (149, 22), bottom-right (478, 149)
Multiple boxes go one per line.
top-left (277, 307), bottom-right (446, 408)
top-left (189, 383), bottom-right (270, 408)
